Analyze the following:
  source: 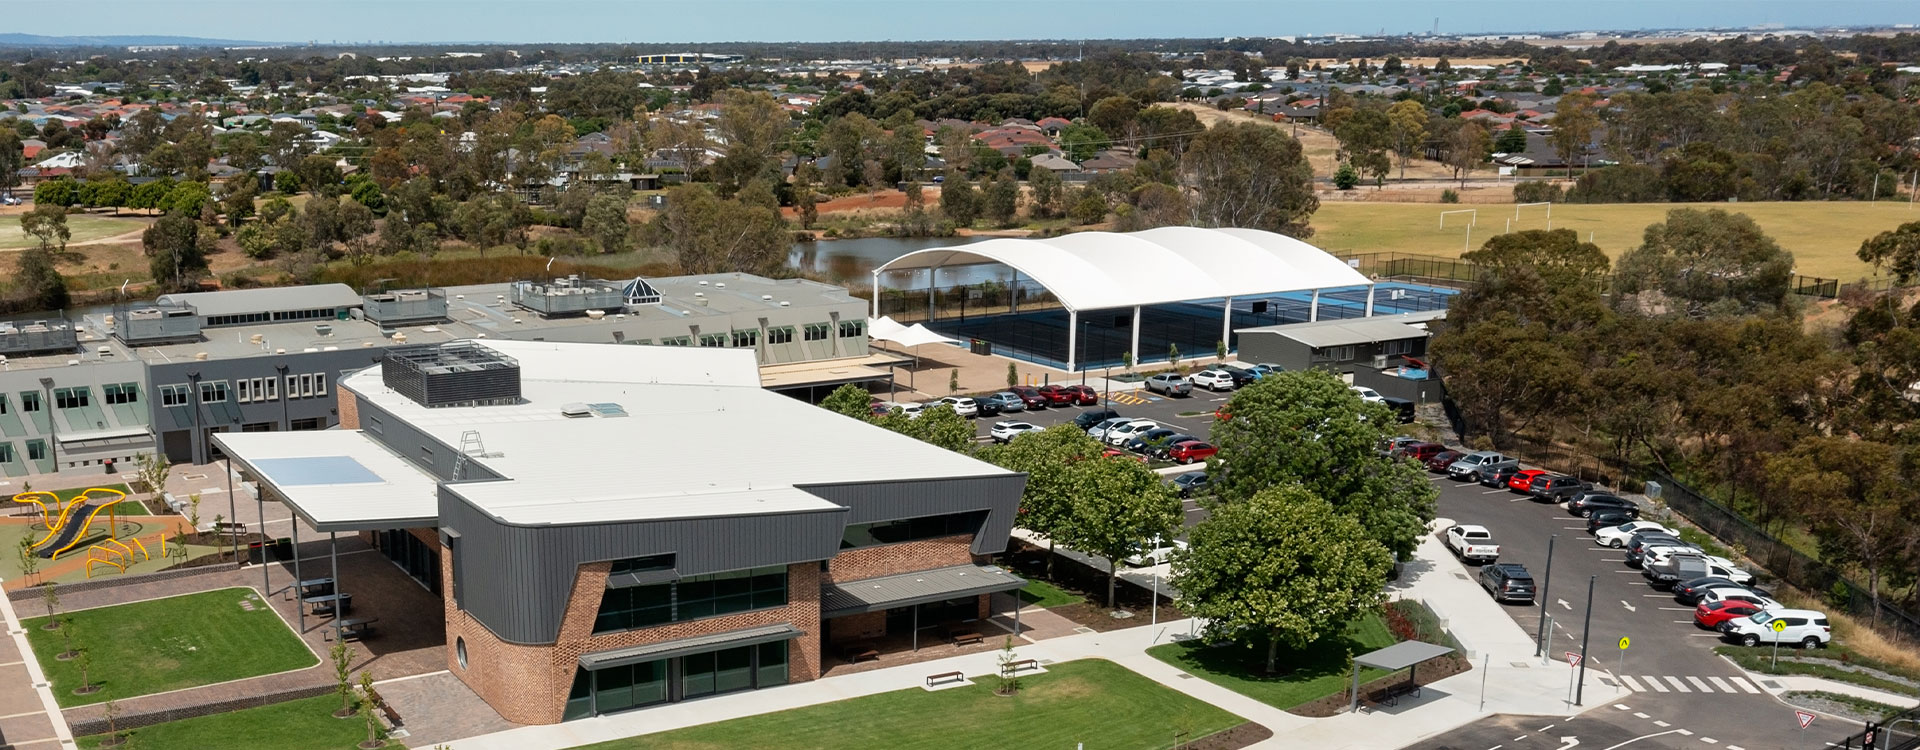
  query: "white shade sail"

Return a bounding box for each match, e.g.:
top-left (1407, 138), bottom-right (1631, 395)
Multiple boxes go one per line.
top-left (869, 316), bottom-right (961, 348)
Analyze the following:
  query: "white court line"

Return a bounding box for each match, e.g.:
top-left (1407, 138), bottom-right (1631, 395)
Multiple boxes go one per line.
top-left (1706, 676), bottom-right (1734, 692)
top-left (1641, 676), bottom-right (1669, 692)
top-left (1664, 676), bottom-right (1691, 692)
top-left (1686, 676), bottom-right (1712, 692)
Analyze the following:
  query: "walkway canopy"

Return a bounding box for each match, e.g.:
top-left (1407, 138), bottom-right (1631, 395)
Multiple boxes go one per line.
top-left (1347, 640), bottom-right (1456, 713)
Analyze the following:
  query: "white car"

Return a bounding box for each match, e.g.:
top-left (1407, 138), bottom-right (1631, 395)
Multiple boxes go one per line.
top-left (989, 421), bottom-right (1042, 443)
top-left (1087, 417), bottom-right (1132, 441)
top-left (1699, 587), bottom-right (1781, 611)
top-left (1722, 608), bottom-right (1830, 648)
top-left (1595, 521), bottom-right (1675, 548)
top-left (1104, 419), bottom-right (1159, 446)
top-left (1188, 369), bottom-right (1236, 391)
top-left (1641, 545), bottom-right (1705, 569)
top-left (1350, 385), bottom-right (1385, 404)
top-left (1702, 555), bottom-right (1756, 585)
top-left (937, 396), bottom-right (979, 418)
top-left (1123, 539), bottom-right (1189, 567)
top-left (893, 402), bottom-right (927, 418)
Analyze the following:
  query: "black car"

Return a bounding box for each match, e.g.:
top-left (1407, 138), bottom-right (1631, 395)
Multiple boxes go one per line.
top-left (1126, 428), bottom-right (1180, 454)
top-left (1172, 471), bottom-right (1213, 498)
top-left (1479, 563), bottom-right (1537, 603)
top-left (1672, 577), bottom-right (1743, 604)
top-left (1149, 433), bottom-right (1198, 460)
top-left (1217, 365), bottom-right (1259, 388)
top-left (1585, 510), bottom-right (1635, 534)
top-left (1624, 535), bottom-right (1693, 568)
top-left (1568, 493), bottom-right (1639, 518)
top-left (974, 398), bottom-right (1003, 418)
top-left (1074, 408), bottom-right (1121, 429)
top-left (1528, 475), bottom-right (1591, 502)
top-left (1380, 396), bottom-right (1417, 424)
top-left (1480, 464), bottom-right (1522, 488)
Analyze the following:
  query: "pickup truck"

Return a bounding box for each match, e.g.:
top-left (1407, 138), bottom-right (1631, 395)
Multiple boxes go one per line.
top-left (1445, 524), bottom-right (1500, 564)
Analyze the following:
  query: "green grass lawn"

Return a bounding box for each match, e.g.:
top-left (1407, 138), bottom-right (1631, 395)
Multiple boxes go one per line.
top-left (1148, 613), bottom-right (1397, 710)
top-left (47, 484), bottom-right (135, 502)
top-left (24, 587), bottom-right (318, 706)
top-left (77, 694), bottom-right (390, 750)
top-left (573, 659), bottom-right (1242, 750)
top-left (0, 214), bottom-right (145, 250)
top-left (1311, 201), bottom-right (1919, 280)
top-left (1015, 578), bottom-right (1085, 608)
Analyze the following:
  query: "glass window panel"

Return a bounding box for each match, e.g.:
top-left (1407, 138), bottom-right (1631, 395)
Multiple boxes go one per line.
top-left (681, 652), bottom-right (716, 699)
top-left (756, 641), bottom-right (789, 687)
top-left (714, 646), bottom-right (754, 694)
top-left (564, 670), bottom-right (594, 721)
top-left (632, 660), bottom-right (668, 706)
top-left (594, 665), bottom-right (637, 713)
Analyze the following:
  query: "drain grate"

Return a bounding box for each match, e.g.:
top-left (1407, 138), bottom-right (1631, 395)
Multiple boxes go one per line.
top-left (1762, 680), bottom-right (1782, 689)
top-left (1176, 673), bottom-right (1195, 679)
top-left (1453, 572), bottom-right (1470, 580)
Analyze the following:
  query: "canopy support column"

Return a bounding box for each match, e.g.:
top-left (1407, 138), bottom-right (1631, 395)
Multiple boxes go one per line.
top-left (1130, 306), bottom-right (1142, 365)
top-left (1220, 297), bottom-right (1233, 359)
top-left (870, 271), bottom-right (880, 319)
top-left (1066, 310), bottom-right (1079, 372)
top-left (1309, 289), bottom-right (1322, 322)
top-left (293, 518), bottom-right (304, 634)
top-left (329, 532), bottom-right (342, 643)
top-left (1010, 271), bottom-right (1020, 314)
top-left (926, 267), bottom-right (937, 323)
top-left (1365, 284), bottom-right (1377, 317)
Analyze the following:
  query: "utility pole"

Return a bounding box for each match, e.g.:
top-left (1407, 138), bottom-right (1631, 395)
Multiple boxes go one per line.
top-left (1575, 575), bottom-right (1595, 706)
top-left (1535, 534), bottom-right (1556, 657)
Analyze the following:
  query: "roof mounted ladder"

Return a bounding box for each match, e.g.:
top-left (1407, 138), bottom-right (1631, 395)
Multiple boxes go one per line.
top-left (452, 430), bottom-right (501, 480)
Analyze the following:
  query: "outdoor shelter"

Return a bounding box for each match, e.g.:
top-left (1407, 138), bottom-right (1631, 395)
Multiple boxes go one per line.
top-left (867, 315), bottom-right (961, 391)
top-left (1348, 640), bottom-right (1457, 713)
top-left (870, 227), bottom-right (1386, 371)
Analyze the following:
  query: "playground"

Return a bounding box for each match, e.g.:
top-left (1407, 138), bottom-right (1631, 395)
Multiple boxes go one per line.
top-left (5, 485), bottom-right (206, 587)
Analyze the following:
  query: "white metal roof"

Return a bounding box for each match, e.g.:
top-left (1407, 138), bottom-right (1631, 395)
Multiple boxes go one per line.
top-left (875, 227), bottom-right (1371, 312)
top-left (212, 430), bottom-right (441, 531)
top-left (157, 283), bottom-right (362, 318)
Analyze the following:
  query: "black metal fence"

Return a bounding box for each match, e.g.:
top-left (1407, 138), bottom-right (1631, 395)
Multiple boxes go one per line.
top-left (1339, 252), bottom-right (1864, 301)
top-left (1829, 704), bottom-right (1920, 749)
top-left (1651, 472), bottom-right (1920, 642)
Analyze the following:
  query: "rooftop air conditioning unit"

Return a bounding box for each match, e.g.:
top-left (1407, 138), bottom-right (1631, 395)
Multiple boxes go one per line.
top-left (560, 402), bottom-right (593, 418)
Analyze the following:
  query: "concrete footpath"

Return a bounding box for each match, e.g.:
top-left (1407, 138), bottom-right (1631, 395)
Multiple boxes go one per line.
top-left (445, 521), bottom-right (1593, 750)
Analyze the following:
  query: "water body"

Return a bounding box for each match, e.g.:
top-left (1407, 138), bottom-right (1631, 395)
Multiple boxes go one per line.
top-left (787, 235), bottom-right (1004, 289)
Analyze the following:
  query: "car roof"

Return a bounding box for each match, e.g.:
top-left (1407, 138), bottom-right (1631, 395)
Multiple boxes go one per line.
top-left (1453, 523), bottom-right (1491, 532)
top-left (1493, 563), bottom-right (1530, 573)
top-left (1764, 608), bottom-right (1826, 618)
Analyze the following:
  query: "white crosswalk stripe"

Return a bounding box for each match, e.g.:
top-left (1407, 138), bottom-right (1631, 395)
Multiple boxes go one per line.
top-left (1686, 676), bottom-right (1713, 691)
top-left (1642, 675), bottom-right (1670, 692)
top-left (1731, 676), bottom-right (1762, 693)
top-left (1617, 674), bottom-right (1766, 694)
top-left (1665, 676), bottom-right (1692, 692)
top-left (1618, 675), bottom-right (1645, 692)
top-left (1706, 676), bottom-right (1734, 692)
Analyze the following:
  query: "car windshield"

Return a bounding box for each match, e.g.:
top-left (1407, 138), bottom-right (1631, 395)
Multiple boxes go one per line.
top-left (1747, 611), bottom-right (1776, 625)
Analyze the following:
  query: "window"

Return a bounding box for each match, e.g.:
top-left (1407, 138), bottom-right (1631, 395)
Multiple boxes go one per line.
top-left (0, 394), bottom-right (7, 414)
top-left (839, 320), bottom-right (864, 338)
top-left (160, 384), bottom-right (191, 407)
top-left (841, 510), bottom-right (987, 549)
top-left (661, 336), bottom-right (692, 347)
top-left (236, 379), bottom-right (251, 403)
top-left (593, 565), bottom-right (787, 634)
top-left (199, 380), bottom-right (229, 403)
top-left (731, 329), bottom-right (758, 347)
top-left (300, 374), bottom-right (314, 398)
top-left (19, 392), bottom-right (41, 412)
top-left (1311, 345), bottom-right (1355, 363)
top-left (315, 374), bottom-right (327, 397)
top-left (53, 387), bottom-right (91, 409)
top-left (26, 440), bottom-right (46, 461)
top-left (1384, 339), bottom-right (1416, 357)
top-left (698, 333), bottom-right (728, 347)
top-left (609, 554), bottom-right (675, 575)
top-left (291, 417), bottom-right (322, 430)
top-left (286, 375), bottom-right (298, 399)
top-left (0, 443), bottom-right (12, 462)
top-left (767, 327), bottom-right (795, 345)
top-left (367, 415), bottom-right (383, 434)
top-left (263, 376), bottom-right (278, 400)
top-left (803, 323), bottom-right (830, 342)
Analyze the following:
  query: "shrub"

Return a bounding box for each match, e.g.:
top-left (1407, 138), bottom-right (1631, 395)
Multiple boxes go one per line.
top-left (1565, 164), bottom-right (1664, 204)
top-left (1439, 189), bottom-right (1460, 204)
top-left (1334, 163), bottom-right (1359, 190)
top-left (1512, 181), bottom-right (1563, 204)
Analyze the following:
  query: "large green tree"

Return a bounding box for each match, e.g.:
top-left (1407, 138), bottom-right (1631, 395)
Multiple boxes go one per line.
top-left (650, 183), bottom-right (789, 275)
top-left (1180, 122), bottom-right (1319, 237)
top-left (872, 404), bottom-right (972, 453)
top-left (1614, 208), bottom-right (1794, 317)
top-left (15, 204), bottom-right (69, 310)
top-left (819, 384), bottom-right (875, 422)
top-left (1857, 221), bottom-right (1920, 285)
top-left (977, 424), bottom-right (1105, 576)
top-left (1172, 484), bottom-right (1393, 672)
top-left (712, 90), bottom-right (789, 195)
top-left (1209, 371), bottom-right (1436, 557)
top-left (1767, 437), bottom-right (1920, 617)
top-left (1464, 228), bottom-right (1611, 286)
top-left (581, 192), bottom-right (631, 254)
top-left (142, 212), bottom-right (209, 293)
top-left (1053, 456), bottom-right (1182, 609)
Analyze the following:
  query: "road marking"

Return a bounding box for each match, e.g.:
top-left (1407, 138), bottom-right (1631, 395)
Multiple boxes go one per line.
top-left (1600, 730), bottom-right (1690, 750)
top-left (1613, 704), bottom-right (1631, 710)
top-left (1619, 676), bottom-right (1644, 691)
top-left (1538, 724), bottom-right (1557, 732)
top-left (1563, 526), bottom-right (1588, 530)
top-left (1676, 730), bottom-right (1693, 736)
top-left (1685, 676), bottom-right (1712, 691)
top-left (1483, 489), bottom-right (1509, 494)
top-left (1633, 712), bottom-right (1650, 718)
top-left (1688, 634), bottom-right (1722, 638)
top-left (1558, 599), bottom-right (1572, 610)
top-left (1456, 483), bottom-right (1481, 488)
top-left (1659, 607), bottom-right (1693, 611)
top-left (1642, 594), bottom-right (1670, 598)
top-left (1727, 745), bottom-right (1744, 750)
top-left (1621, 600), bottom-right (1636, 612)
top-left (1655, 719), bottom-right (1673, 726)
top-left (1673, 620), bottom-right (1693, 624)
top-left (1663, 676), bottom-right (1691, 692)
top-left (1614, 570), bottom-right (1644, 573)
top-left (1729, 677), bottom-right (1760, 693)
top-left (1706, 676), bottom-right (1734, 692)
top-left (1602, 558), bottom-right (1628, 563)
top-left (1701, 737), bottom-right (1718, 744)
top-left (1641, 676), bottom-right (1669, 692)
top-left (1427, 476), bottom-right (1446, 482)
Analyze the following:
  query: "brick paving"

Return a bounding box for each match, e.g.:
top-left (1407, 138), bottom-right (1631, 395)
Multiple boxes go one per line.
top-left (0, 629), bottom-right (60, 750)
top-left (377, 671), bottom-right (523, 747)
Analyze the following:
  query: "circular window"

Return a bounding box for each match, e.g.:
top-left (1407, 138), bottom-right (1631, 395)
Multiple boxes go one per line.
top-left (456, 637), bottom-right (468, 670)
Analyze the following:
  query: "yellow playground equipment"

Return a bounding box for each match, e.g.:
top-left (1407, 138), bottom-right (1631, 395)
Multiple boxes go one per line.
top-left (9, 490), bottom-right (59, 524)
top-left (85, 537), bottom-right (152, 578)
top-left (24, 487), bottom-right (130, 561)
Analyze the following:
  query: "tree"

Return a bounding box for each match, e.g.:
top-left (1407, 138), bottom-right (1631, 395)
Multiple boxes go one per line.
top-left (18, 202), bottom-right (71, 308)
top-left (981, 170), bottom-right (1019, 227)
top-left (1209, 371), bottom-right (1437, 558)
top-left (949, 368), bottom-right (960, 395)
top-left (40, 581), bottom-right (59, 629)
top-left (1386, 100), bottom-right (1429, 181)
top-left (1088, 95), bottom-right (1141, 138)
top-left (650, 183), bottom-right (790, 275)
top-left (939, 172), bottom-right (979, 227)
top-left (1332, 108), bottom-right (1393, 187)
top-left (1614, 208), bottom-right (1794, 317)
top-left (331, 640), bottom-right (357, 717)
top-left (1549, 93), bottom-right (1600, 176)
top-left (33, 178), bottom-right (79, 207)
top-left (820, 384), bottom-right (874, 421)
top-left (0, 130), bottom-right (22, 199)
top-left (1181, 122), bottom-right (1319, 237)
top-left (1168, 343), bottom-right (1181, 372)
top-left (872, 403), bottom-right (972, 453)
top-left (1058, 123), bottom-right (1107, 163)
top-left (1333, 163), bottom-right (1359, 190)
top-left (220, 174), bottom-right (259, 227)
top-left (1443, 120), bottom-right (1491, 186)
top-left (1494, 126), bottom-right (1527, 155)
top-left (582, 192), bottom-right (631, 254)
top-left (712, 90), bottom-right (788, 195)
top-left (296, 154), bottom-right (342, 195)
top-left (1006, 361), bottom-right (1018, 388)
top-left (1464, 229), bottom-right (1610, 287)
top-left (1767, 437), bottom-right (1919, 619)
top-left (1172, 484), bottom-right (1393, 672)
top-left (359, 670), bottom-right (385, 748)
top-left (165, 181), bottom-right (213, 217)
top-left (977, 424), bottom-right (1106, 576)
top-left (1027, 166), bottom-right (1061, 218)
top-left (143, 212), bottom-right (209, 293)
top-left (1858, 221), bottom-right (1920, 285)
top-left (130, 180), bottom-right (172, 215)
top-left (16, 537), bottom-right (39, 586)
top-left (1051, 456), bottom-right (1182, 609)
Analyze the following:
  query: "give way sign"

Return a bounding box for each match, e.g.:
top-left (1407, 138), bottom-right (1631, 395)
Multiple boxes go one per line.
top-left (1565, 651), bottom-right (1583, 667)
top-left (1795, 710), bottom-right (1817, 729)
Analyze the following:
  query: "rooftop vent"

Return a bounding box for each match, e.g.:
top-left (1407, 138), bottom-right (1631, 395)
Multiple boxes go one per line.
top-left (560, 402), bottom-right (593, 418)
top-left (383, 341), bottom-right (522, 409)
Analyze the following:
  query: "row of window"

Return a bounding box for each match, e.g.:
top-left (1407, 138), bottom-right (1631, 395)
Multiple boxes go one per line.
top-left (593, 564), bottom-right (788, 634)
top-left (158, 374), bottom-right (328, 407)
top-left (0, 440), bottom-right (49, 463)
top-left (0, 384), bottom-right (140, 415)
top-left (841, 510), bottom-right (987, 549)
top-left (618, 321), bottom-right (866, 350)
top-left (205, 307), bottom-right (341, 327)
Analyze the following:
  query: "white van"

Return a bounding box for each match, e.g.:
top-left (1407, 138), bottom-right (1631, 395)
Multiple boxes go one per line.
top-left (1721, 608), bottom-right (1831, 648)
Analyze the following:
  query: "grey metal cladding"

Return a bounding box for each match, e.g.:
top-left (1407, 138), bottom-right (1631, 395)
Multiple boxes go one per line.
top-left (439, 487), bottom-right (849, 645)
top-left (796, 474), bottom-right (1028, 556)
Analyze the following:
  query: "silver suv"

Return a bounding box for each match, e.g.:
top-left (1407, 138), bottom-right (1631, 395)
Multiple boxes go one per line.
top-left (1144, 373), bottom-right (1192, 396)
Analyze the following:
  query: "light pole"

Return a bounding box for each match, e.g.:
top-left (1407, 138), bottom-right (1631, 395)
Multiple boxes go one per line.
top-left (1535, 534), bottom-right (1556, 657)
top-left (1574, 575), bottom-right (1595, 706)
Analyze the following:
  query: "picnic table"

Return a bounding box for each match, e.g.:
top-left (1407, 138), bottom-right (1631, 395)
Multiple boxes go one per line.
top-left (338, 617), bottom-right (380, 642)
top-left (946, 627), bottom-right (983, 646)
top-left (841, 642), bottom-right (880, 664)
top-left (302, 592), bottom-right (353, 617)
top-left (297, 578), bottom-right (335, 598)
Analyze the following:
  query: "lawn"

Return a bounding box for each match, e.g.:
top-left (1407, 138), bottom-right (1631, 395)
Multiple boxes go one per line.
top-left (0, 213), bottom-right (145, 250)
top-left (1148, 612), bottom-right (1397, 711)
top-left (1311, 201), bottom-right (1920, 280)
top-left (23, 587), bottom-right (318, 706)
top-left (77, 694), bottom-right (391, 750)
top-left (573, 659), bottom-right (1243, 750)
top-left (1015, 578), bottom-right (1085, 608)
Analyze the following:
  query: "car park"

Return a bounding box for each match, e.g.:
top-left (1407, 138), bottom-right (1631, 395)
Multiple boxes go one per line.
top-left (1698, 587), bottom-right (1780, 611)
top-left (1171, 471), bottom-right (1212, 497)
top-left (1721, 609), bottom-right (1829, 648)
top-left (1506, 469), bottom-right (1549, 493)
top-left (1036, 384), bottom-right (1077, 406)
top-left (1445, 524), bottom-right (1500, 563)
top-left (1527, 475), bottom-right (1590, 502)
top-left (1350, 385), bottom-right (1386, 403)
top-left (1087, 417), bottom-right (1132, 441)
top-left (1694, 600), bottom-right (1765, 630)
top-left (1167, 440), bottom-right (1218, 464)
top-left (1104, 419), bottom-right (1160, 446)
top-left (1144, 374), bottom-right (1192, 396)
top-left (978, 392), bottom-right (1025, 414)
top-left (1073, 408), bottom-right (1121, 429)
top-left (1188, 369), bottom-right (1237, 391)
top-left (1446, 451), bottom-right (1517, 482)
top-left (1479, 562), bottom-right (1536, 603)
top-left (937, 396), bottom-right (979, 418)
top-left (1380, 396), bottom-right (1417, 423)
top-left (1065, 385), bottom-right (1101, 405)
top-left (1009, 386), bottom-right (1049, 409)
top-left (1595, 521), bottom-right (1677, 548)
top-left (1424, 450), bottom-right (1465, 473)
top-left (989, 421), bottom-right (1042, 442)
top-left (1480, 464), bottom-right (1521, 488)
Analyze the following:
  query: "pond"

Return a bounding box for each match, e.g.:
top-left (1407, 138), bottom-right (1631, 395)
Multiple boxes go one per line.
top-left (787, 235), bottom-right (1008, 288)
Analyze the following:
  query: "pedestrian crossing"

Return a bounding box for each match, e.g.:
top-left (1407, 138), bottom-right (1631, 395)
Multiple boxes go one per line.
top-left (1612, 674), bottom-right (1764, 694)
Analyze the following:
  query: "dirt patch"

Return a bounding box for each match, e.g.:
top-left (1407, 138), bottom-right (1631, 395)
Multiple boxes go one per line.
top-left (1002, 540), bottom-right (1185, 632)
top-left (784, 189), bottom-right (910, 218)
top-left (1286, 653), bottom-right (1473, 717)
top-left (1189, 721), bottom-right (1275, 750)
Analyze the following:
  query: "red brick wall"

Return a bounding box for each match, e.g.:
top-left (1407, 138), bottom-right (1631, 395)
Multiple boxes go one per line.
top-left (336, 389), bottom-right (360, 429)
top-left (825, 534), bottom-right (976, 584)
top-left (443, 552), bottom-right (823, 725)
top-left (826, 610), bottom-right (886, 643)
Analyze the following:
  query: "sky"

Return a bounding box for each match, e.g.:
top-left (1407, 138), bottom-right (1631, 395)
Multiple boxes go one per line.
top-left (20, 0), bottom-right (1920, 45)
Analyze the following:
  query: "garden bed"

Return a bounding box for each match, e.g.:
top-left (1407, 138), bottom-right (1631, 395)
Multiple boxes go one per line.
top-left (1003, 539), bottom-right (1184, 632)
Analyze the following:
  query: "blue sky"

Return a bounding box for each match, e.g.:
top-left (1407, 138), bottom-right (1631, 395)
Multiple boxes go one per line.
top-left (29, 1), bottom-right (1920, 44)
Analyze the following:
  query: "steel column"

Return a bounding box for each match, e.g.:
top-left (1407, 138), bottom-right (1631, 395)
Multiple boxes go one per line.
top-left (1066, 310), bottom-right (1079, 372)
top-left (1309, 289), bottom-right (1321, 322)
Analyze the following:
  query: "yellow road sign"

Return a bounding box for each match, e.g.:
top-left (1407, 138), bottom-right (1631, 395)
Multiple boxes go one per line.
top-left (1618, 637), bottom-right (1630, 650)
top-left (1771, 620), bottom-right (1788, 632)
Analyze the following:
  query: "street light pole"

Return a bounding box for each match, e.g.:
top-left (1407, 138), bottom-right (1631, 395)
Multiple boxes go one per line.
top-left (1575, 575), bottom-right (1595, 706)
top-left (1535, 534), bottom-right (1556, 657)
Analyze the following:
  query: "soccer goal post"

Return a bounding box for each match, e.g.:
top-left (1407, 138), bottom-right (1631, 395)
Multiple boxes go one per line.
top-left (1439, 209), bottom-right (1477, 230)
top-left (1515, 201), bottom-right (1552, 229)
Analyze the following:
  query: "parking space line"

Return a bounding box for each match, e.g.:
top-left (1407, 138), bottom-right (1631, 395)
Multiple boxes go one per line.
top-left (1641, 677), bottom-right (1669, 692)
top-left (1655, 719), bottom-right (1673, 727)
top-left (1602, 558), bottom-right (1627, 562)
top-left (1482, 489), bottom-right (1508, 494)
top-left (1673, 620), bottom-right (1692, 624)
top-left (1663, 676), bottom-right (1691, 692)
top-left (1706, 676), bottom-right (1734, 692)
top-left (1633, 712), bottom-right (1651, 718)
top-left (1701, 738), bottom-right (1718, 745)
top-left (1659, 607), bottom-right (1692, 611)
top-left (1676, 729), bottom-right (1694, 736)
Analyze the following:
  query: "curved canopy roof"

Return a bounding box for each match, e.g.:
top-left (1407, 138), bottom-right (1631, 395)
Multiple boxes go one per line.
top-left (875, 227), bottom-right (1371, 312)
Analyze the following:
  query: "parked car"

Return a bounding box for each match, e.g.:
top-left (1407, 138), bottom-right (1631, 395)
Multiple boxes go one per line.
top-left (937, 396), bottom-right (979, 418)
top-left (1065, 384), bottom-right (1101, 406)
top-left (1585, 510), bottom-right (1636, 534)
top-left (972, 395), bottom-right (1003, 417)
top-left (1380, 396), bottom-right (1417, 423)
top-left (1125, 428), bottom-right (1180, 454)
top-left (1102, 447), bottom-right (1147, 463)
top-left (1104, 419), bottom-right (1160, 446)
top-left (1445, 524), bottom-right (1500, 564)
top-left (1073, 408), bottom-right (1121, 430)
top-left (1700, 556), bottom-right (1757, 585)
top-left (1036, 384), bottom-right (1077, 406)
top-left (1424, 450), bottom-right (1466, 473)
top-left (1218, 363), bottom-right (1259, 387)
top-left (1721, 609), bottom-right (1830, 649)
top-left (1675, 577), bottom-right (1772, 605)
top-left (1568, 494), bottom-right (1639, 519)
top-left (1595, 521), bottom-right (1676, 548)
top-left (1167, 440), bottom-right (1218, 464)
top-left (1446, 451), bottom-right (1517, 482)
top-left (1149, 434), bottom-right (1198, 460)
top-left (1395, 441), bottom-right (1446, 462)
top-left (1087, 417), bottom-right (1132, 441)
top-left (1481, 464), bottom-right (1522, 488)
top-left (1699, 587), bottom-right (1781, 611)
top-left (1188, 369), bottom-right (1237, 391)
top-left (989, 421), bottom-right (1042, 443)
top-left (1008, 385), bottom-right (1048, 409)
top-left (869, 399), bottom-right (893, 417)
top-left (1643, 551), bottom-right (1711, 589)
top-left (1350, 385), bottom-right (1386, 403)
top-left (886, 402), bottom-right (927, 418)
top-left (1507, 469), bottom-right (1550, 494)
top-left (1381, 436), bottom-right (1423, 456)
top-left (1144, 373), bottom-right (1192, 396)
top-left (1694, 600), bottom-right (1765, 630)
top-left (1171, 471), bottom-right (1213, 498)
top-left (1527, 475), bottom-right (1590, 502)
top-left (1624, 535), bottom-right (1689, 567)
top-left (979, 392), bottom-right (1025, 414)
top-left (1479, 562), bottom-right (1536, 603)
top-left (1123, 539), bottom-right (1189, 567)
top-left (1247, 363), bottom-right (1284, 377)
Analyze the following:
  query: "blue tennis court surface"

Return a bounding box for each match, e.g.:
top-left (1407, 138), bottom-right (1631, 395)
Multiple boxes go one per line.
top-left (253, 456), bottom-right (386, 486)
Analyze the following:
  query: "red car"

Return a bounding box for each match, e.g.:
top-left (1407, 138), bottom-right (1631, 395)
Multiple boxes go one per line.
top-left (1167, 440), bottom-right (1218, 464)
top-left (1065, 384), bottom-right (1101, 406)
top-left (1008, 385), bottom-right (1048, 409)
top-left (1036, 384), bottom-right (1078, 406)
top-left (1694, 600), bottom-right (1763, 629)
top-left (1102, 447), bottom-right (1147, 463)
top-left (1507, 469), bottom-right (1550, 494)
top-left (1395, 442), bottom-right (1445, 462)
